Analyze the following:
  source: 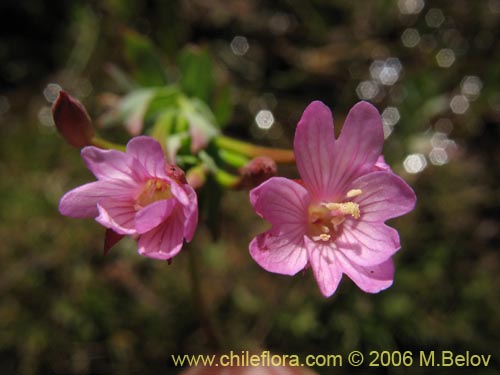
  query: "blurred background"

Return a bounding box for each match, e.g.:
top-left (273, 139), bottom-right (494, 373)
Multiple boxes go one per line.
top-left (1, 0), bottom-right (499, 374)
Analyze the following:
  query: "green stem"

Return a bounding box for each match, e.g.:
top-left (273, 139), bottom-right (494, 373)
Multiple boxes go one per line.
top-left (187, 247), bottom-right (221, 350)
top-left (198, 150), bottom-right (240, 188)
top-left (214, 135), bottom-right (295, 163)
top-left (90, 136), bottom-right (126, 151)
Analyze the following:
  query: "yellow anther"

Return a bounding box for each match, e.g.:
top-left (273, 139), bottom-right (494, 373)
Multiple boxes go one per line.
top-left (324, 202), bottom-right (360, 219)
top-left (318, 233), bottom-right (331, 241)
top-left (310, 233), bottom-right (330, 242)
top-left (346, 189), bottom-right (363, 198)
top-left (309, 199), bottom-right (361, 242)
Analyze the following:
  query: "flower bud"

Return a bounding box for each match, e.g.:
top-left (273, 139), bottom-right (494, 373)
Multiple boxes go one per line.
top-left (52, 90), bottom-right (95, 148)
top-left (238, 156), bottom-right (277, 189)
top-left (186, 165), bottom-right (207, 189)
top-left (166, 164), bottom-right (188, 184)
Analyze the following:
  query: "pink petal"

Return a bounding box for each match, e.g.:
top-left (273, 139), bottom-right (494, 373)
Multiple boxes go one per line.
top-left (135, 199), bottom-right (176, 234)
top-left (349, 171), bottom-right (416, 222)
top-left (249, 177), bottom-right (310, 275)
top-left (59, 182), bottom-right (103, 218)
top-left (337, 254), bottom-right (394, 293)
top-left (330, 102), bottom-right (384, 195)
top-left (250, 177), bottom-right (310, 227)
top-left (373, 155), bottom-right (393, 173)
top-left (59, 180), bottom-right (136, 218)
top-left (337, 221), bottom-right (401, 266)
top-left (250, 230), bottom-right (308, 276)
top-left (126, 136), bottom-right (167, 179)
top-left (96, 198), bottom-right (136, 235)
top-left (305, 237), bottom-right (343, 297)
top-left (81, 146), bottom-right (131, 181)
top-left (181, 185), bottom-right (198, 242)
top-left (170, 180), bottom-right (190, 206)
top-left (137, 208), bottom-right (185, 260)
top-left (293, 101), bottom-right (337, 200)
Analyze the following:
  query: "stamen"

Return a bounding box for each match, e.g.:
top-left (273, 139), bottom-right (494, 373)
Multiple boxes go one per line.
top-left (324, 202), bottom-right (360, 219)
top-left (312, 233), bottom-right (331, 241)
top-left (346, 189), bottom-right (362, 198)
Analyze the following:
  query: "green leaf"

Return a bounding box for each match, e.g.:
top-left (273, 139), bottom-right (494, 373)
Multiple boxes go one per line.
top-left (151, 108), bottom-right (179, 138)
top-left (143, 86), bottom-right (181, 120)
top-left (178, 46), bottom-right (215, 102)
top-left (179, 97), bottom-right (220, 152)
top-left (212, 85), bottom-right (233, 128)
top-left (118, 88), bottom-right (156, 134)
top-left (123, 29), bottom-right (168, 86)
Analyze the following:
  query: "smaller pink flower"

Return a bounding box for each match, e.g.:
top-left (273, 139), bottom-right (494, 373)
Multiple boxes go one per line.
top-left (59, 136), bottom-right (198, 260)
top-left (249, 101), bottom-right (416, 297)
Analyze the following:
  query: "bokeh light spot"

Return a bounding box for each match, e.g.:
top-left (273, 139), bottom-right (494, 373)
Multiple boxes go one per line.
top-left (370, 58), bottom-right (402, 86)
top-left (450, 95), bottom-right (469, 114)
top-left (356, 80), bottom-right (379, 100)
top-left (255, 110), bottom-right (274, 129)
top-left (43, 83), bottom-right (62, 103)
top-left (429, 148), bottom-right (449, 165)
top-left (425, 8), bottom-right (445, 28)
top-left (230, 36), bottom-right (249, 56)
top-left (401, 28), bottom-right (421, 48)
top-left (403, 153), bottom-right (428, 174)
top-left (460, 76), bottom-right (482, 99)
top-left (436, 48), bottom-right (455, 68)
top-left (382, 107), bottom-right (400, 126)
top-left (398, 0), bottom-right (425, 15)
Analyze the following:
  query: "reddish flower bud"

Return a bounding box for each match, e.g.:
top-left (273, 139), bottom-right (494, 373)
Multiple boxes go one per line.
top-left (238, 156), bottom-right (277, 189)
top-left (52, 90), bottom-right (95, 148)
top-left (186, 165), bottom-right (207, 190)
top-left (166, 164), bottom-right (188, 184)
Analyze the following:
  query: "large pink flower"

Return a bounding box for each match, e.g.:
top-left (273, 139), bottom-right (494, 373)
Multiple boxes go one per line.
top-left (249, 101), bottom-right (416, 297)
top-left (59, 136), bottom-right (198, 260)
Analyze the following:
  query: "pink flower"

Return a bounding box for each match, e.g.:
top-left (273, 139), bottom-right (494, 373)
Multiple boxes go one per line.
top-left (59, 136), bottom-right (198, 260)
top-left (249, 101), bottom-right (416, 297)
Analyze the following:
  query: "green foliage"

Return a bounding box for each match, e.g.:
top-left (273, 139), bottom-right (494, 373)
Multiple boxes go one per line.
top-left (178, 46), bottom-right (215, 103)
top-left (122, 29), bottom-right (168, 86)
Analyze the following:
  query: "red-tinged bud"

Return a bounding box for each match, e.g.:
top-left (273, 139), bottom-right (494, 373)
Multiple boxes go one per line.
top-left (166, 164), bottom-right (188, 184)
top-left (186, 165), bottom-right (207, 189)
top-left (52, 90), bottom-right (95, 148)
top-left (238, 156), bottom-right (277, 189)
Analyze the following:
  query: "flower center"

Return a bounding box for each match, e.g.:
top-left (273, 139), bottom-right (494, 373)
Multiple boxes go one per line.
top-left (308, 189), bottom-right (362, 242)
top-left (135, 178), bottom-right (172, 209)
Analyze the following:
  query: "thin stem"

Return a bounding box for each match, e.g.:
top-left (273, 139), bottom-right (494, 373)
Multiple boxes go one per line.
top-left (187, 247), bottom-right (222, 350)
top-left (90, 136), bottom-right (126, 151)
top-left (214, 135), bottom-right (295, 164)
